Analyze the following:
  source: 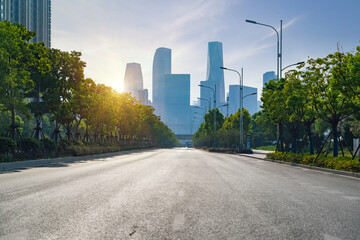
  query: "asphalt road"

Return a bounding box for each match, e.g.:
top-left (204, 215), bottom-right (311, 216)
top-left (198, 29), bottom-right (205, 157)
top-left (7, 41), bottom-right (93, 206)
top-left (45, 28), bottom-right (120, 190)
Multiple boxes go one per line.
top-left (0, 148), bottom-right (359, 240)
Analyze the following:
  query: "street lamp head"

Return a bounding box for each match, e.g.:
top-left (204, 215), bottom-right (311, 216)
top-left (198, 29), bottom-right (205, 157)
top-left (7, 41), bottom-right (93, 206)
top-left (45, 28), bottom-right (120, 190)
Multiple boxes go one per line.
top-left (245, 19), bottom-right (257, 24)
top-left (297, 61), bottom-right (305, 65)
top-left (220, 67), bottom-right (227, 70)
top-left (198, 84), bottom-right (205, 87)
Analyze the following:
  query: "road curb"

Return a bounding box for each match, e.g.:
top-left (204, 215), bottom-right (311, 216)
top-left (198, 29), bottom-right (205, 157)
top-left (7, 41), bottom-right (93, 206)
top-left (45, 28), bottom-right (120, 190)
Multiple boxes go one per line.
top-left (0, 148), bottom-right (154, 173)
top-left (239, 154), bottom-right (360, 179)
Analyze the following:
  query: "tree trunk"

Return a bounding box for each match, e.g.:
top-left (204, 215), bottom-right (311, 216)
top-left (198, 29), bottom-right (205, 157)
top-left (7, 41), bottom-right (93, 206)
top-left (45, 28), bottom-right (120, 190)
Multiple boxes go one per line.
top-left (306, 123), bottom-right (314, 155)
top-left (10, 106), bottom-right (16, 140)
top-left (292, 131), bottom-right (297, 153)
top-left (279, 122), bottom-right (284, 153)
top-left (34, 81), bottom-right (41, 140)
top-left (333, 123), bottom-right (338, 157)
top-left (53, 121), bottom-right (60, 142)
top-left (84, 122), bottom-right (89, 142)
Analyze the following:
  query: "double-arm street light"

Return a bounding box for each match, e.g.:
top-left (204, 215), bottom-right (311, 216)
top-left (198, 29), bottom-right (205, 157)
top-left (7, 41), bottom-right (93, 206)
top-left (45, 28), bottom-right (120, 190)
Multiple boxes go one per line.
top-left (282, 61), bottom-right (305, 72)
top-left (243, 92), bottom-right (257, 99)
top-left (220, 66), bottom-right (244, 151)
top-left (199, 84), bottom-right (216, 132)
top-left (246, 18), bottom-right (283, 152)
top-left (245, 19), bottom-right (282, 80)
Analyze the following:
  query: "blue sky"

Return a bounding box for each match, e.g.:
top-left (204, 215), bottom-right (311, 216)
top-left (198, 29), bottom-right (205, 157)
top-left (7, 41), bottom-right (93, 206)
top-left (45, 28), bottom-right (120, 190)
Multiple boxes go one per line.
top-left (52, 0), bottom-right (360, 102)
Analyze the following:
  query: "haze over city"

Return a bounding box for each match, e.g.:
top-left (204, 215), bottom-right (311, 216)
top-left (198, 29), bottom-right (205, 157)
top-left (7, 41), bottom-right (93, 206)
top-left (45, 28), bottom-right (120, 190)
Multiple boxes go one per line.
top-left (2, 0), bottom-right (360, 239)
top-left (52, 0), bottom-right (360, 102)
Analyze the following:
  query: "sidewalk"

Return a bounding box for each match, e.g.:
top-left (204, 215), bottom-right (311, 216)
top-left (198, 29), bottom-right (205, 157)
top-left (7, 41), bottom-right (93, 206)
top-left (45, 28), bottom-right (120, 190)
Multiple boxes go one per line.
top-left (240, 150), bottom-right (274, 160)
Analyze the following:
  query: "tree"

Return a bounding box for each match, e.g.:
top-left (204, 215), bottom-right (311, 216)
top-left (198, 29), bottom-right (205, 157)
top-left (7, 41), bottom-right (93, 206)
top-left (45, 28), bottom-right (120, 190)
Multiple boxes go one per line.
top-left (250, 111), bottom-right (276, 147)
top-left (304, 51), bottom-right (355, 157)
top-left (284, 69), bottom-right (317, 153)
top-left (0, 21), bottom-right (35, 140)
top-left (197, 109), bottom-right (224, 135)
top-left (261, 78), bottom-right (289, 152)
top-left (27, 42), bottom-right (51, 140)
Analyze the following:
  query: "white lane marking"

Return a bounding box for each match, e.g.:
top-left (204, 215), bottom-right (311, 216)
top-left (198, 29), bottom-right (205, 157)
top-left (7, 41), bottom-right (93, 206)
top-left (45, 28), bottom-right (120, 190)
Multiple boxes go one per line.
top-left (172, 214), bottom-right (185, 231)
top-left (323, 234), bottom-right (343, 240)
top-left (342, 196), bottom-right (360, 201)
top-left (178, 190), bottom-right (184, 197)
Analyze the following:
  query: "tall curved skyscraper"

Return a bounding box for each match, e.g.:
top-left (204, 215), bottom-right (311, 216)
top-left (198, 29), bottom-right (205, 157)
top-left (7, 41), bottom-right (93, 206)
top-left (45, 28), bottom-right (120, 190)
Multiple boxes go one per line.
top-left (123, 62), bottom-right (148, 105)
top-left (152, 47), bottom-right (171, 116)
top-left (124, 62), bottom-right (143, 92)
top-left (206, 42), bottom-right (225, 105)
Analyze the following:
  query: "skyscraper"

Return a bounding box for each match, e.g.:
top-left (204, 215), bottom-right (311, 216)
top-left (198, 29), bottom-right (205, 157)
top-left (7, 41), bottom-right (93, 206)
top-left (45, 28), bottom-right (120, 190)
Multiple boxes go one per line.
top-left (163, 74), bottom-right (190, 135)
top-left (152, 47), bottom-right (171, 117)
top-left (123, 62), bottom-right (148, 105)
top-left (124, 63), bottom-right (143, 92)
top-left (206, 41), bottom-right (225, 105)
top-left (1, 0), bottom-right (51, 48)
top-left (229, 85), bottom-right (258, 116)
top-left (263, 71), bottom-right (276, 88)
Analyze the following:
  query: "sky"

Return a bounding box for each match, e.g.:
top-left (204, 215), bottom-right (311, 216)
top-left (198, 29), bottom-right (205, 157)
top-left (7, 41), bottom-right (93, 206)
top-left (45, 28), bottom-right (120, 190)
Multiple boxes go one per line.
top-left (52, 0), bottom-right (360, 103)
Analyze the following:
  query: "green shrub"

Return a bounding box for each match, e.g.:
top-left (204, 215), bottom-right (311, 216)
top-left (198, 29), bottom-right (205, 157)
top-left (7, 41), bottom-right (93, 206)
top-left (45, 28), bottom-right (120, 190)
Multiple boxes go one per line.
top-left (0, 137), bottom-right (16, 154)
top-left (41, 138), bottom-right (58, 155)
top-left (0, 152), bottom-right (13, 162)
top-left (18, 137), bottom-right (43, 153)
top-left (266, 152), bottom-right (360, 173)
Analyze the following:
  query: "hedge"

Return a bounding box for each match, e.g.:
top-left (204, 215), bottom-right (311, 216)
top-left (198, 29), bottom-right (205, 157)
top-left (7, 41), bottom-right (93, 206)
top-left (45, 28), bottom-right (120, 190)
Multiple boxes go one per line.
top-left (266, 152), bottom-right (360, 173)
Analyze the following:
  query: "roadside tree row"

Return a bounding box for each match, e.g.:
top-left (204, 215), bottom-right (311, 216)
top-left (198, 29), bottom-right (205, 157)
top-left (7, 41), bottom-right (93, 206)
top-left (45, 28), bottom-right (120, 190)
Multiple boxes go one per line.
top-left (0, 21), bottom-right (178, 147)
top-left (261, 45), bottom-right (360, 157)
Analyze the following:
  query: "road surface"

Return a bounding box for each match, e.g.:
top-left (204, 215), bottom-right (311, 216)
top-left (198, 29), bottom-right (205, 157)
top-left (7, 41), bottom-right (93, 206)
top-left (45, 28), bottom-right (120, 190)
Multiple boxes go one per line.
top-left (0, 148), bottom-right (359, 239)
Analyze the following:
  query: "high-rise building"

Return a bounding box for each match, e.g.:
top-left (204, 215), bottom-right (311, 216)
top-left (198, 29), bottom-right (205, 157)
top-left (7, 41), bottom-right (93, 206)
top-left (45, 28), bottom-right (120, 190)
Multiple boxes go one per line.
top-left (163, 74), bottom-right (191, 135)
top-left (152, 47), bottom-right (171, 117)
top-left (123, 62), bottom-right (148, 105)
top-left (1, 0), bottom-right (51, 48)
top-left (200, 41), bottom-right (225, 112)
top-left (124, 63), bottom-right (143, 92)
top-left (263, 71), bottom-right (276, 88)
top-left (206, 41), bottom-right (225, 105)
top-left (199, 80), bottom-right (215, 109)
top-left (228, 85), bottom-right (258, 116)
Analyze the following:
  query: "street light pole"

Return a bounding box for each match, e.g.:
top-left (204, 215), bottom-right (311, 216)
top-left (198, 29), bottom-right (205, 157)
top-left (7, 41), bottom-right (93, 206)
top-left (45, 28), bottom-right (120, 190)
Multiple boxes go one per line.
top-left (243, 92), bottom-right (257, 99)
top-left (220, 66), bottom-right (244, 151)
top-left (282, 61), bottom-right (305, 72)
top-left (240, 67), bottom-right (244, 149)
top-left (245, 19), bottom-right (281, 81)
top-left (246, 18), bottom-right (283, 152)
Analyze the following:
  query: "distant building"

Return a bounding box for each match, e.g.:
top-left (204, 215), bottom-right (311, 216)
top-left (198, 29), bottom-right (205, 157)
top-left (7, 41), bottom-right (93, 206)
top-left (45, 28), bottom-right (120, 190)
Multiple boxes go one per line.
top-left (1, 0), bottom-right (52, 48)
top-left (151, 47), bottom-right (192, 135)
top-left (263, 71), bottom-right (276, 88)
top-left (124, 63), bottom-right (143, 92)
top-left (123, 62), bottom-right (148, 105)
top-left (228, 85), bottom-right (258, 116)
top-left (200, 41), bottom-right (225, 112)
top-left (199, 80), bottom-right (215, 110)
top-left (152, 47), bottom-right (171, 118)
top-left (163, 74), bottom-right (191, 135)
